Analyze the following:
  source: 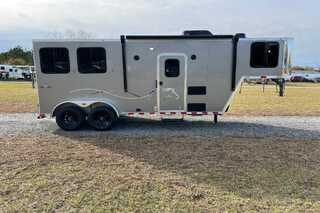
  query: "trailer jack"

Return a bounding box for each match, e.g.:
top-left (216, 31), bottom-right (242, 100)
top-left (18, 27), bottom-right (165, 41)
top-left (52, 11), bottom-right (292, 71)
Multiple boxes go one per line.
top-left (214, 113), bottom-right (218, 124)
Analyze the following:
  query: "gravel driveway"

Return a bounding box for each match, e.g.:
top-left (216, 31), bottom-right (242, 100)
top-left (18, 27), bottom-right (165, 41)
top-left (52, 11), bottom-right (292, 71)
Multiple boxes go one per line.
top-left (1, 113), bottom-right (319, 140)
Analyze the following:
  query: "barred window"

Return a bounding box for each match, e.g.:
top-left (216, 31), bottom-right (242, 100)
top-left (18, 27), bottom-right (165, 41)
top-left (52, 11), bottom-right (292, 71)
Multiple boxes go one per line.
top-left (77, 47), bottom-right (107, 74)
top-left (40, 48), bottom-right (70, 74)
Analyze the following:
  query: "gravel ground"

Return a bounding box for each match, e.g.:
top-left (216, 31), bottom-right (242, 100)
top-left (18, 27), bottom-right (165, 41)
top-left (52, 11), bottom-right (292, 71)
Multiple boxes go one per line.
top-left (0, 113), bottom-right (320, 140)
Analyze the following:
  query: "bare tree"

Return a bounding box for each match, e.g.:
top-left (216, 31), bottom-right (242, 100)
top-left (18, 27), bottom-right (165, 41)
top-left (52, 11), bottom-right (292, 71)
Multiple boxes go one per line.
top-left (46, 30), bottom-right (64, 39)
top-left (47, 29), bottom-right (94, 39)
top-left (77, 30), bottom-right (93, 39)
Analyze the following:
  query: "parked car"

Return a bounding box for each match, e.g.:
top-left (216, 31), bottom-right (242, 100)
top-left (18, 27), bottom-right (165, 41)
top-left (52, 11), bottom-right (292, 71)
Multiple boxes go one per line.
top-left (290, 76), bottom-right (314, 82)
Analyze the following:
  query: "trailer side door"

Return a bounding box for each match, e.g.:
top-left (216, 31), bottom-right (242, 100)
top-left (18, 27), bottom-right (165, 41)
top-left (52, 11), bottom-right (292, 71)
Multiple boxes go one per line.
top-left (157, 54), bottom-right (187, 111)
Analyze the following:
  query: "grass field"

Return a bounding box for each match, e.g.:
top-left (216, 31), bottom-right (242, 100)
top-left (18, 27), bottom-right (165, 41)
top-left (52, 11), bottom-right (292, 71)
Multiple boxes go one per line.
top-left (0, 82), bottom-right (37, 113)
top-left (1, 134), bottom-right (320, 212)
top-left (1, 81), bottom-right (320, 211)
top-left (0, 81), bottom-right (319, 116)
top-left (229, 82), bottom-right (320, 116)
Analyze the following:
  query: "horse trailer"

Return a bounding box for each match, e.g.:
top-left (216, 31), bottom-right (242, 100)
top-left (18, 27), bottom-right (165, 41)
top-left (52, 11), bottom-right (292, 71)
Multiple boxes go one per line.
top-left (0, 64), bottom-right (32, 80)
top-left (33, 31), bottom-right (293, 131)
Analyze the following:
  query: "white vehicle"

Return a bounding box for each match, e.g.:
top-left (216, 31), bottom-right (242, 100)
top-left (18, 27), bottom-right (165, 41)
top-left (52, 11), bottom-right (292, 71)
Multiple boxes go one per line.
top-left (8, 67), bottom-right (25, 80)
top-left (33, 30), bottom-right (293, 131)
top-left (15, 65), bottom-right (34, 80)
top-left (0, 64), bottom-right (34, 80)
top-left (0, 65), bottom-right (10, 79)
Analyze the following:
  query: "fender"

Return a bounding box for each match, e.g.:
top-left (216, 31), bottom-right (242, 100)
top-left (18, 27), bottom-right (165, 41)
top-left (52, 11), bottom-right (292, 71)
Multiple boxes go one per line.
top-left (52, 100), bottom-right (120, 118)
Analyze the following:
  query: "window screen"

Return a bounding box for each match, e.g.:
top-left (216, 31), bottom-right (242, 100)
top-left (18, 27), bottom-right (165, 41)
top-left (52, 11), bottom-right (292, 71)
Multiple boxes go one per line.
top-left (40, 48), bottom-right (70, 74)
top-left (77, 47), bottom-right (106, 73)
top-left (165, 59), bottom-right (180, 77)
top-left (250, 42), bottom-right (279, 68)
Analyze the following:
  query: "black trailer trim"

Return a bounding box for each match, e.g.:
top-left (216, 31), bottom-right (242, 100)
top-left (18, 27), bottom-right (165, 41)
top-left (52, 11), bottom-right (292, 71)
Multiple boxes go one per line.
top-left (231, 33), bottom-right (246, 91)
top-left (120, 35), bottom-right (128, 92)
top-left (125, 35), bottom-right (234, 40)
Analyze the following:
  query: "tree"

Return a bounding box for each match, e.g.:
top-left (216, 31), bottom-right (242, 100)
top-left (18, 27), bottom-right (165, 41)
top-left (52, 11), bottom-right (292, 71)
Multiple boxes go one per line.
top-left (0, 46), bottom-right (33, 65)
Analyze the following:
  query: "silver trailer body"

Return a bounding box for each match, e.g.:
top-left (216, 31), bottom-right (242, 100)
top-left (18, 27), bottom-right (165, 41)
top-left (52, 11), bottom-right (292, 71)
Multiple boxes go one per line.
top-left (33, 33), bottom-right (293, 129)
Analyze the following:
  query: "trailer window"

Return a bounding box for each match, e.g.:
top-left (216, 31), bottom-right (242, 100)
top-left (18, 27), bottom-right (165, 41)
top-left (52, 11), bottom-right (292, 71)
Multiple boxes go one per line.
top-left (40, 48), bottom-right (70, 74)
top-left (0, 66), bottom-right (4, 70)
top-left (250, 42), bottom-right (279, 68)
top-left (77, 47), bottom-right (106, 74)
top-left (165, 59), bottom-right (180, 77)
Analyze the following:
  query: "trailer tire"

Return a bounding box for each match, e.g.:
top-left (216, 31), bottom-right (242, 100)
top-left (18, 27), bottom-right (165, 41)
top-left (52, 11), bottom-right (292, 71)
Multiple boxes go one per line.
top-left (55, 106), bottom-right (85, 131)
top-left (87, 107), bottom-right (116, 131)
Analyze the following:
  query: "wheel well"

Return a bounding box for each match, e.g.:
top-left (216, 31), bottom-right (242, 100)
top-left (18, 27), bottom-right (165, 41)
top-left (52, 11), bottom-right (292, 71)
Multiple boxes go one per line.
top-left (52, 103), bottom-right (83, 117)
top-left (88, 102), bottom-right (119, 118)
top-left (52, 102), bottom-right (119, 118)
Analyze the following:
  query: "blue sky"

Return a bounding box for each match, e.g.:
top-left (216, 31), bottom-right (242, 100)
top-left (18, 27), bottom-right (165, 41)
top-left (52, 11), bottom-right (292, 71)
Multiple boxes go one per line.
top-left (0, 0), bottom-right (318, 66)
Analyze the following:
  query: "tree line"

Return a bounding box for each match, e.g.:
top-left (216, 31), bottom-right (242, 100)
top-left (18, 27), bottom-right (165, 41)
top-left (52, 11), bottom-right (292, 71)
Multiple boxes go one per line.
top-left (0, 46), bottom-right (33, 65)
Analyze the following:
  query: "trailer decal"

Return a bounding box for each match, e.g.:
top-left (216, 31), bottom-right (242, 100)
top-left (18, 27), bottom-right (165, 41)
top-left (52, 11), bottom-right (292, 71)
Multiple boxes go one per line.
top-left (69, 88), bottom-right (155, 100)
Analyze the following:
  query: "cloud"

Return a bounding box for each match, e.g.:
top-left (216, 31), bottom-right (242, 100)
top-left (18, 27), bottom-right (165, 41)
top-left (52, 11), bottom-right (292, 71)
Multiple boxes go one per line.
top-left (0, 0), bottom-right (319, 65)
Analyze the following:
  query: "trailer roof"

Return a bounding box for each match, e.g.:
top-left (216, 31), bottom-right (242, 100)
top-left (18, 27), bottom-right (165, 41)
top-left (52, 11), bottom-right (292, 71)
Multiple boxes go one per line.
top-left (125, 35), bottom-right (235, 40)
top-left (33, 34), bottom-right (238, 43)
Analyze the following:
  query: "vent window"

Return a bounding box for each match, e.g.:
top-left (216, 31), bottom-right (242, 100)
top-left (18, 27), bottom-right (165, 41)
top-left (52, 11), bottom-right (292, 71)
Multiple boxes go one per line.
top-left (250, 42), bottom-right (279, 68)
top-left (187, 103), bottom-right (206, 112)
top-left (165, 59), bottom-right (180, 77)
top-left (188, 86), bottom-right (206, 95)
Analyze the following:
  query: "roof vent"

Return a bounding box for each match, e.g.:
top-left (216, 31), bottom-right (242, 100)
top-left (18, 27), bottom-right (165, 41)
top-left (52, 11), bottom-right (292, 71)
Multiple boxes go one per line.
top-left (183, 30), bottom-right (213, 37)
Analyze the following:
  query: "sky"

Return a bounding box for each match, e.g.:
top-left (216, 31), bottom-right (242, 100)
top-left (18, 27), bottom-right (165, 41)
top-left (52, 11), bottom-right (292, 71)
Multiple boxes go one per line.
top-left (0, 0), bottom-right (318, 66)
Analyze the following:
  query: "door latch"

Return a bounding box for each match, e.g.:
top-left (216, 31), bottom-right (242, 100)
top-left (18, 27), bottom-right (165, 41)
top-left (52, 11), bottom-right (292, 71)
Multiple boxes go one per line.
top-left (155, 80), bottom-right (163, 88)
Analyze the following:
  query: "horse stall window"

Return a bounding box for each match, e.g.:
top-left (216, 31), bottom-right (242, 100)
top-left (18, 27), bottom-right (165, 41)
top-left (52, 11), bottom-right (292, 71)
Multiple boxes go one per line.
top-left (40, 48), bottom-right (70, 74)
top-left (77, 47), bottom-right (107, 74)
top-left (250, 42), bottom-right (279, 68)
top-left (165, 59), bottom-right (180, 77)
